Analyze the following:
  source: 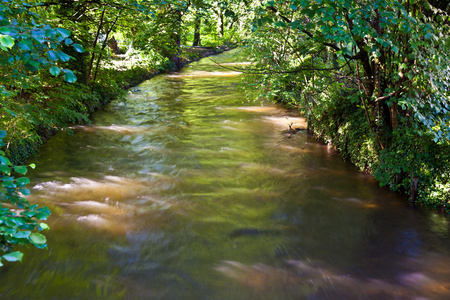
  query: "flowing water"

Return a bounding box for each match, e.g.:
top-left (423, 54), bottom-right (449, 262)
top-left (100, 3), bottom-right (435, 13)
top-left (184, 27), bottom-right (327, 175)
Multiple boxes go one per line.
top-left (1, 49), bottom-right (450, 299)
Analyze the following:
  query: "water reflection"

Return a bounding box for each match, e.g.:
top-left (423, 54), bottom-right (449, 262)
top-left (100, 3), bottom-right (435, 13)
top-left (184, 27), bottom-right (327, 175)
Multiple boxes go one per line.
top-left (0, 49), bottom-right (449, 299)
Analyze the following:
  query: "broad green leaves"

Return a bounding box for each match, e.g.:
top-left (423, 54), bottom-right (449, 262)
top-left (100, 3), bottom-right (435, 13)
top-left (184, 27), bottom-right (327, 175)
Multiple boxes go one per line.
top-left (0, 34), bottom-right (14, 49)
top-left (0, 0), bottom-right (84, 87)
top-left (0, 130), bottom-right (51, 267)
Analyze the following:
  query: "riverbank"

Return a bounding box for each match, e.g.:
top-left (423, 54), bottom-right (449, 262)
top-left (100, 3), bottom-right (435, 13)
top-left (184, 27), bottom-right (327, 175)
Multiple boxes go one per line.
top-left (2, 45), bottom-right (235, 165)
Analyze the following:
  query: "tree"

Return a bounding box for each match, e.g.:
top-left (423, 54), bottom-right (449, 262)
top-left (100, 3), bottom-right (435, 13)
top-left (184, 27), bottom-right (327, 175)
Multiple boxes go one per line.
top-left (249, 0), bottom-right (450, 144)
top-left (242, 0), bottom-right (450, 205)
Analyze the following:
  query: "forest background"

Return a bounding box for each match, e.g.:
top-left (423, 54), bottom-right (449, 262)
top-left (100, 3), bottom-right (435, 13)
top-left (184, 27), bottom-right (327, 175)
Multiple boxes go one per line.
top-left (1, 0), bottom-right (450, 265)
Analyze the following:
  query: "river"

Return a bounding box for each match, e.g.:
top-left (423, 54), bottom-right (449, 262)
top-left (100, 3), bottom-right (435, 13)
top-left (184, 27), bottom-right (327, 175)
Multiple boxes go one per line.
top-left (1, 49), bottom-right (449, 299)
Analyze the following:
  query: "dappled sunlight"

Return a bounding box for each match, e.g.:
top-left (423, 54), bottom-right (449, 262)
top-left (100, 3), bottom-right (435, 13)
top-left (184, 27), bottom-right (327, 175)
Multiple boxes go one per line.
top-left (76, 214), bottom-right (133, 234)
top-left (218, 62), bottom-right (253, 66)
top-left (72, 124), bottom-right (151, 134)
top-left (262, 116), bottom-right (306, 130)
top-left (166, 71), bottom-right (241, 78)
top-left (32, 176), bottom-right (149, 203)
top-left (71, 200), bottom-right (126, 215)
top-left (28, 176), bottom-right (180, 234)
top-left (234, 106), bottom-right (287, 114)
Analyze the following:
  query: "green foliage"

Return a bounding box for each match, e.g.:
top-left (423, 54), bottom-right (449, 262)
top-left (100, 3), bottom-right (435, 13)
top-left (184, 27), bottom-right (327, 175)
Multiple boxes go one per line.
top-left (0, 0), bottom-right (83, 93)
top-left (373, 124), bottom-right (450, 210)
top-left (241, 0), bottom-right (450, 212)
top-left (0, 130), bottom-right (50, 267)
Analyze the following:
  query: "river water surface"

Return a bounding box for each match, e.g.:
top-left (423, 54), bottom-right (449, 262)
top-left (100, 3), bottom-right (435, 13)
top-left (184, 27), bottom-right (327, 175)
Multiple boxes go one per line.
top-left (1, 49), bottom-right (450, 299)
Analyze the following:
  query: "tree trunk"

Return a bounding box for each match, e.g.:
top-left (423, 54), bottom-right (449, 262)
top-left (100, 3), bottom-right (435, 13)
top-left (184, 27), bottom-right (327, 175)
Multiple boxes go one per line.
top-left (218, 10), bottom-right (224, 37)
top-left (86, 8), bottom-right (105, 86)
top-left (171, 10), bottom-right (182, 69)
top-left (91, 12), bottom-right (121, 91)
top-left (193, 15), bottom-right (201, 47)
top-left (410, 176), bottom-right (419, 205)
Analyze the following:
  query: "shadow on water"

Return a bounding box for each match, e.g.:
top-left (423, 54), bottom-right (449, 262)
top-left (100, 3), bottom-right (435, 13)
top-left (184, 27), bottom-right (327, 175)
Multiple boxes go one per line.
top-left (1, 49), bottom-right (450, 299)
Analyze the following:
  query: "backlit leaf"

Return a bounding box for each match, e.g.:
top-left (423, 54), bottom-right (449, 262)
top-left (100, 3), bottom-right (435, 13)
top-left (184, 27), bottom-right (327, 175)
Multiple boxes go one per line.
top-left (0, 35), bottom-right (14, 48)
top-left (39, 223), bottom-right (50, 230)
top-left (2, 251), bottom-right (23, 262)
top-left (30, 232), bottom-right (46, 245)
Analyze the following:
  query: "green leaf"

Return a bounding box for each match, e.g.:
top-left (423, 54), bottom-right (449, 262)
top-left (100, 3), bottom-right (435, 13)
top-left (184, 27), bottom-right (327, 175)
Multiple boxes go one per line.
top-left (2, 251), bottom-right (23, 262)
top-left (57, 51), bottom-right (71, 62)
top-left (36, 207), bottom-right (51, 215)
top-left (0, 130), bottom-right (6, 139)
top-left (0, 164), bottom-right (10, 175)
top-left (49, 66), bottom-right (60, 76)
top-left (0, 35), bottom-right (14, 48)
top-left (56, 28), bottom-right (71, 38)
top-left (13, 166), bottom-right (27, 175)
top-left (44, 29), bottom-right (56, 38)
top-left (24, 61), bottom-right (40, 72)
top-left (72, 43), bottom-right (84, 53)
top-left (35, 207), bottom-right (51, 220)
top-left (47, 50), bottom-right (59, 61)
top-left (2, 180), bottom-right (16, 188)
top-left (31, 29), bottom-right (46, 43)
top-left (64, 38), bottom-right (73, 45)
top-left (63, 69), bottom-right (77, 83)
top-left (30, 232), bottom-right (46, 245)
top-left (19, 188), bottom-right (30, 195)
top-left (21, 210), bottom-right (36, 217)
top-left (15, 177), bottom-right (30, 186)
top-left (29, 163), bottom-right (36, 169)
top-left (18, 40), bottom-right (33, 51)
top-left (12, 231), bottom-right (31, 239)
top-left (0, 155), bottom-right (12, 166)
top-left (39, 223), bottom-right (50, 230)
top-left (0, 27), bottom-right (11, 35)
